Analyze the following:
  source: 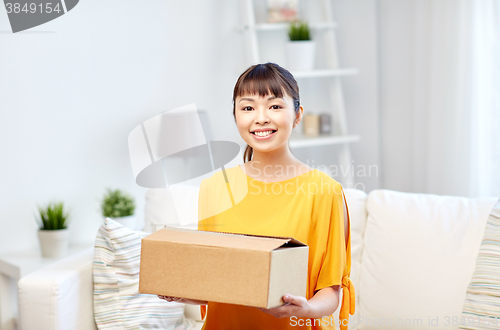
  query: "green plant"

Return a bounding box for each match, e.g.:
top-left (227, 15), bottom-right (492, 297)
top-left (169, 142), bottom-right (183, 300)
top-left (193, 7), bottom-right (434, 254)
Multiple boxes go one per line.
top-left (36, 201), bottom-right (70, 230)
top-left (288, 21), bottom-right (311, 41)
top-left (101, 188), bottom-right (135, 218)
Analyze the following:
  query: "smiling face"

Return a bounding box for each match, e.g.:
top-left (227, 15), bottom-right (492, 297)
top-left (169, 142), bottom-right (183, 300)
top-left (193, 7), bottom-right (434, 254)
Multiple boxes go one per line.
top-left (235, 92), bottom-right (302, 154)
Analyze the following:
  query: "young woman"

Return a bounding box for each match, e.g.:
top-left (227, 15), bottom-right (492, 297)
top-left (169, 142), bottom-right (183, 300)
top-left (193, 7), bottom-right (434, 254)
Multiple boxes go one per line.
top-left (159, 62), bottom-right (355, 330)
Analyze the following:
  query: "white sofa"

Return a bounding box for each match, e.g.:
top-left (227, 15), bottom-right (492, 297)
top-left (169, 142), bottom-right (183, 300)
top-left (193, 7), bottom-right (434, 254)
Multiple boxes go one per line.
top-left (17, 187), bottom-right (497, 330)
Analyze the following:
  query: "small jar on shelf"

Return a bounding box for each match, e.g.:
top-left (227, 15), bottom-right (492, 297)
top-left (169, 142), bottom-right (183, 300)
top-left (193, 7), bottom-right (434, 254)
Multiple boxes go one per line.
top-left (302, 113), bottom-right (319, 137)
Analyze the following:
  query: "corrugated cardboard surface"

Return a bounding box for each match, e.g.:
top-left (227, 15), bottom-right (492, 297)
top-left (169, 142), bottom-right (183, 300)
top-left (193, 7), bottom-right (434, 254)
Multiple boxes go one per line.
top-left (268, 246), bottom-right (309, 307)
top-left (139, 227), bottom-right (308, 308)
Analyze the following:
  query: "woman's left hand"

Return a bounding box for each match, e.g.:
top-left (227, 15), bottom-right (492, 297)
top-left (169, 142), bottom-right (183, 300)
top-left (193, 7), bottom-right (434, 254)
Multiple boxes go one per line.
top-left (254, 294), bottom-right (312, 318)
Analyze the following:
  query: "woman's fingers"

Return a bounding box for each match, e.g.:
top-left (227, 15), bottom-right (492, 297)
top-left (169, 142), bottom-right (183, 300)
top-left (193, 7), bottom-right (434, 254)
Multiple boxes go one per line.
top-left (283, 294), bottom-right (304, 307)
top-left (158, 295), bottom-right (176, 302)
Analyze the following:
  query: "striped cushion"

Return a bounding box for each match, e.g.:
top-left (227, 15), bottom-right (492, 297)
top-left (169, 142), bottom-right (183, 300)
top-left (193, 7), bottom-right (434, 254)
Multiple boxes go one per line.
top-left (460, 199), bottom-right (500, 329)
top-left (93, 218), bottom-right (197, 329)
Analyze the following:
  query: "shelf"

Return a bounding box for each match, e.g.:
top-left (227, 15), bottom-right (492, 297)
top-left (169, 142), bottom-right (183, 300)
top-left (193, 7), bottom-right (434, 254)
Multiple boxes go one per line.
top-left (289, 134), bottom-right (360, 148)
top-left (236, 22), bottom-right (337, 33)
top-left (242, 0), bottom-right (360, 184)
top-left (254, 21), bottom-right (337, 31)
top-left (291, 68), bottom-right (358, 78)
top-left (0, 244), bottom-right (92, 279)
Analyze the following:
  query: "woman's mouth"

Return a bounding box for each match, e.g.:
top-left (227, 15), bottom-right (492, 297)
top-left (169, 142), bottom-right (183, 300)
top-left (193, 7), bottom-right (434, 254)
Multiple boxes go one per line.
top-left (251, 130), bottom-right (277, 140)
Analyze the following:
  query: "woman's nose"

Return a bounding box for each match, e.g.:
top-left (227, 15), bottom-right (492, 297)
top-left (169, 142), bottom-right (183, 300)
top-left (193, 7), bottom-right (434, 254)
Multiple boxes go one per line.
top-left (254, 109), bottom-right (270, 124)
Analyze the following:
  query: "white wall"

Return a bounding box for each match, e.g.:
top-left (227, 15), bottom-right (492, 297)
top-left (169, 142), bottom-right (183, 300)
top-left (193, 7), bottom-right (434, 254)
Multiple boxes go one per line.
top-left (331, 0), bottom-right (380, 192)
top-left (0, 0), bottom-right (380, 253)
top-left (0, 0), bottom-right (247, 253)
top-left (378, 0), bottom-right (492, 198)
top-left (377, 0), bottom-right (416, 193)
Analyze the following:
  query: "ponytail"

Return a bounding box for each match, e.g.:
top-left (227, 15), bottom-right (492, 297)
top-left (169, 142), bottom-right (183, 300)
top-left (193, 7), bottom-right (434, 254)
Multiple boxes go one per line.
top-left (243, 145), bottom-right (253, 163)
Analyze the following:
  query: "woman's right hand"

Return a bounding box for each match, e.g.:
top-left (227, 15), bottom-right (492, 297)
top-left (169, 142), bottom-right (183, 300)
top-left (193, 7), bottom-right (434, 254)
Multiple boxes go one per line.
top-left (157, 295), bottom-right (208, 305)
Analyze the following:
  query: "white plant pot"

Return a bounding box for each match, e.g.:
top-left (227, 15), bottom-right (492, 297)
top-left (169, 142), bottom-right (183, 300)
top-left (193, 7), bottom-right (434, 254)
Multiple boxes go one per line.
top-left (111, 215), bottom-right (137, 231)
top-left (38, 229), bottom-right (70, 258)
top-left (286, 40), bottom-right (316, 71)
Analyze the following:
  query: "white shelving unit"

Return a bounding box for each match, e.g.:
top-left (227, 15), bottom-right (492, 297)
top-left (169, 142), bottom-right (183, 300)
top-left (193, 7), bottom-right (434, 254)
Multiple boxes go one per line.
top-left (240, 0), bottom-right (360, 183)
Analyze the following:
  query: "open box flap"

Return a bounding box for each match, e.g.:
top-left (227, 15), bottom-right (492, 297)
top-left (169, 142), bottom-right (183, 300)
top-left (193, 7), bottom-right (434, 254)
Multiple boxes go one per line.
top-left (143, 226), bottom-right (306, 251)
top-left (199, 228), bottom-right (307, 247)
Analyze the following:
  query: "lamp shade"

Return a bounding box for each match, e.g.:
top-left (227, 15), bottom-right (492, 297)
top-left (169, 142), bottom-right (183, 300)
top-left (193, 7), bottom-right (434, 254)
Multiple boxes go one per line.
top-left (128, 103), bottom-right (240, 187)
top-left (128, 103), bottom-right (245, 227)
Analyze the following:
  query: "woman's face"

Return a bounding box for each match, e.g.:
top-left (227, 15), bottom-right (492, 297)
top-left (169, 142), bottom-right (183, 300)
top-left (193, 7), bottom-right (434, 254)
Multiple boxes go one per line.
top-left (234, 92), bottom-right (301, 154)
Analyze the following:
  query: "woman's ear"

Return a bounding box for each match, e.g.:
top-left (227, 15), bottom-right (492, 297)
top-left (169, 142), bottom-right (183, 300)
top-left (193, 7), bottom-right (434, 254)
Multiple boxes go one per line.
top-left (293, 105), bottom-right (304, 128)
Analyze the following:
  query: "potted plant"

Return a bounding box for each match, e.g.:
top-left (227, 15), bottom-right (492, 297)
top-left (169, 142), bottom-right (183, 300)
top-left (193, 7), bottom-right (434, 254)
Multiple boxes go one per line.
top-left (286, 20), bottom-right (315, 71)
top-left (100, 188), bottom-right (136, 230)
top-left (36, 201), bottom-right (70, 258)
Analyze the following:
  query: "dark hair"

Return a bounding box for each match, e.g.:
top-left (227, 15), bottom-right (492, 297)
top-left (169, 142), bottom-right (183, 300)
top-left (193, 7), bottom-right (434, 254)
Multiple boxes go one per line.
top-left (232, 62), bottom-right (300, 163)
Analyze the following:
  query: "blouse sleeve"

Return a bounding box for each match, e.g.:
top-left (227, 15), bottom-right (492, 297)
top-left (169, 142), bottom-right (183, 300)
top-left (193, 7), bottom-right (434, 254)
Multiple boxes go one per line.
top-left (315, 183), bottom-right (355, 330)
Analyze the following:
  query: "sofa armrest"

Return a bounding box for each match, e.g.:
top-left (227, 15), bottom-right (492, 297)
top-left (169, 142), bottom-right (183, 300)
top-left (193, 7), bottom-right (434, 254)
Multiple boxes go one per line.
top-left (18, 247), bottom-right (96, 330)
top-left (18, 247), bottom-right (205, 330)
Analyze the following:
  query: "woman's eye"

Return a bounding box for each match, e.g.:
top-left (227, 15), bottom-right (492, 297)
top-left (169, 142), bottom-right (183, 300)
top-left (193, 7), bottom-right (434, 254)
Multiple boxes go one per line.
top-left (271, 105), bottom-right (282, 109)
top-left (242, 106), bottom-right (253, 111)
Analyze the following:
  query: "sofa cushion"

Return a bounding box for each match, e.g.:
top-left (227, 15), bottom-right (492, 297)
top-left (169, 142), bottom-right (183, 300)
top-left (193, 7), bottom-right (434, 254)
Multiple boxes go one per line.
top-left (343, 189), bottom-right (368, 298)
top-left (460, 199), bottom-right (500, 328)
top-left (358, 190), bottom-right (497, 330)
top-left (93, 218), bottom-right (196, 329)
top-left (326, 188), bottom-right (367, 330)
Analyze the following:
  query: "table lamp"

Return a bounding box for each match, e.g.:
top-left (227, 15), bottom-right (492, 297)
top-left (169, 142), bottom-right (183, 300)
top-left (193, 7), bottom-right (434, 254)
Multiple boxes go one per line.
top-left (128, 103), bottom-right (242, 227)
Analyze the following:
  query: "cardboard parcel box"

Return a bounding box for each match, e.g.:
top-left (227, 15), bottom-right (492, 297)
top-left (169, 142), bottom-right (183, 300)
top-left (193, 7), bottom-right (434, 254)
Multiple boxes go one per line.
top-left (139, 226), bottom-right (309, 308)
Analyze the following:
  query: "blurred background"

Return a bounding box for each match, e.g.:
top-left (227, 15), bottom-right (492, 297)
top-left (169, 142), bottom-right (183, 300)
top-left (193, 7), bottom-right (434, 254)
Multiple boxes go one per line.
top-left (0, 0), bottom-right (498, 253)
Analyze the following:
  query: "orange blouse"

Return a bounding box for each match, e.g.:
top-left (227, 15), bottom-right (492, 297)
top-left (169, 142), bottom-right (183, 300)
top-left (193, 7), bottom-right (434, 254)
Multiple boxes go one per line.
top-left (197, 165), bottom-right (355, 330)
